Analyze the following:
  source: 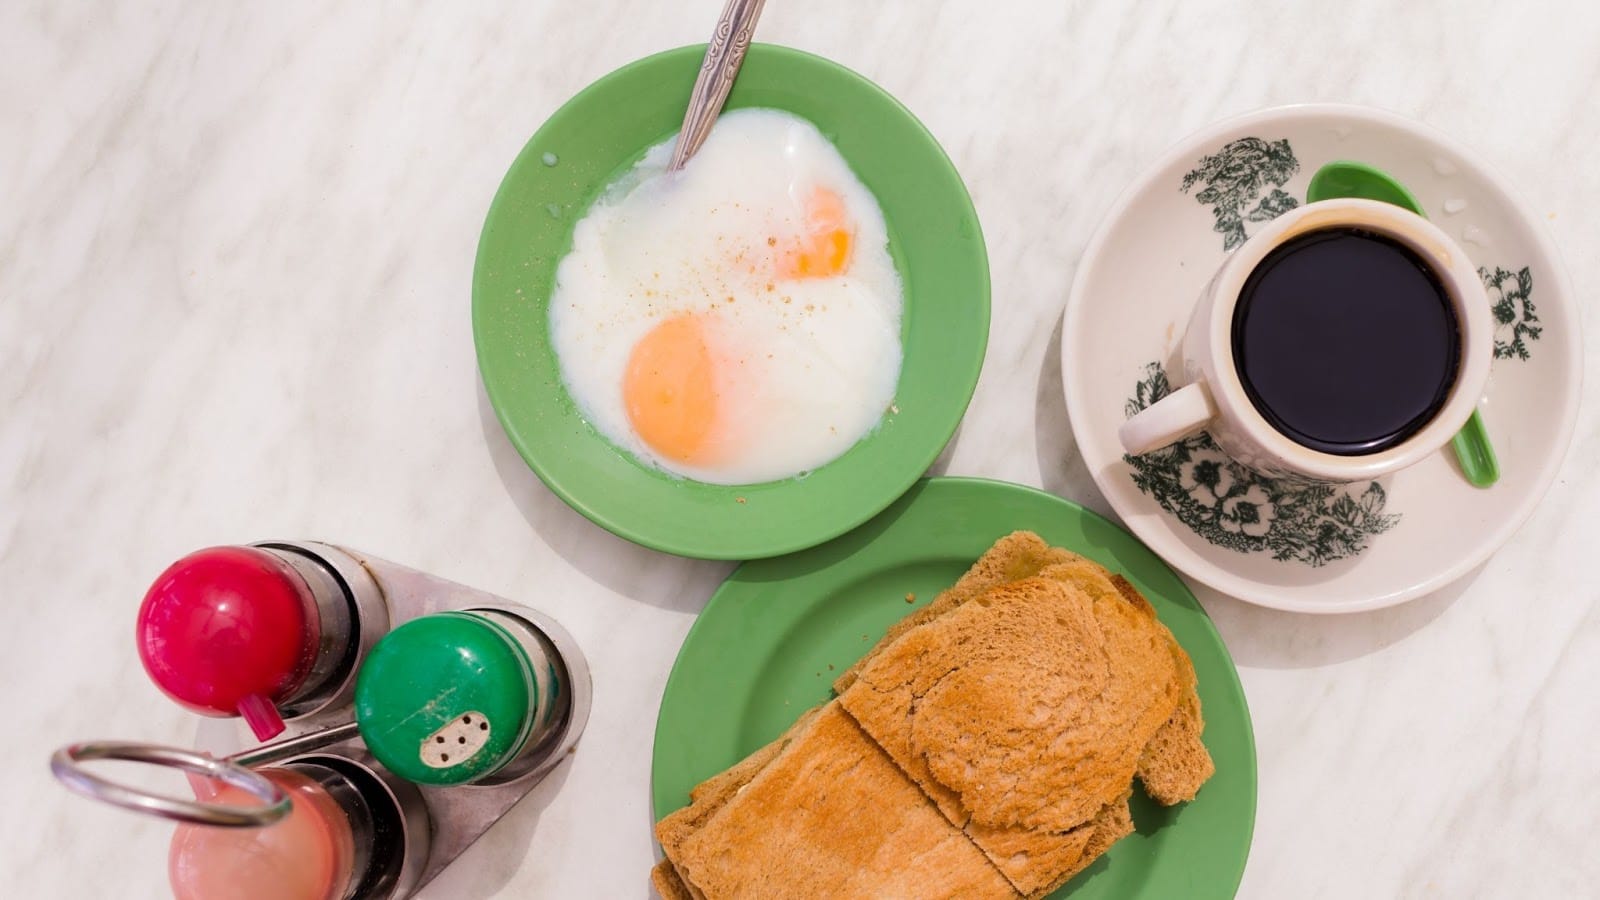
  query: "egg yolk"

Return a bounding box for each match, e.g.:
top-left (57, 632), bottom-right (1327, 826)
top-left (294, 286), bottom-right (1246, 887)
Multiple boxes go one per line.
top-left (624, 314), bottom-right (719, 464)
top-left (778, 187), bottom-right (854, 279)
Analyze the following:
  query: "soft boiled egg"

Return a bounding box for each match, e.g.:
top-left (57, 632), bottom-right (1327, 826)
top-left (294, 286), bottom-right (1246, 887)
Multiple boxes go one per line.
top-left (549, 108), bottom-right (903, 485)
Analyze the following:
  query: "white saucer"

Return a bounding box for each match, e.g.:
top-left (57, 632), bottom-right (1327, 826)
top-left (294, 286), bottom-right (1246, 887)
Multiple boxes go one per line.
top-left (1062, 104), bottom-right (1581, 613)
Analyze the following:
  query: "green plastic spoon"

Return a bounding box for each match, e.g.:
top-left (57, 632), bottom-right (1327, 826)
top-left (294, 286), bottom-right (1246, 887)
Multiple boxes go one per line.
top-left (1306, 160), bottom-right (1500, 488)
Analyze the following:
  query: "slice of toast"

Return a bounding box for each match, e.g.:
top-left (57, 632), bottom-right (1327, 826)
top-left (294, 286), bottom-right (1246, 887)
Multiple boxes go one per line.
top-left (651, 859), bottom-right (697, 900)
top-left (656, 706), bottom-right (822, 864)
top-left (1109, 575), bottom-right (1216, 805)
top-left (962, 814), bottom-right (1095, 897)
top-left (834, 532), bottom-right (1085, 694)
top-left (840, 533), bottom-right (1212, 807)
top-left (658, 703), bottom-right (1019, 899)
top-left (837, 554), bottom-right (1188, 896)
top-left (1053, 790), bottom-right (1136, 892)
top-left (1135, 666), bottom-right (1214, 804)
top-left (655, 707), bottom-right (826, 900)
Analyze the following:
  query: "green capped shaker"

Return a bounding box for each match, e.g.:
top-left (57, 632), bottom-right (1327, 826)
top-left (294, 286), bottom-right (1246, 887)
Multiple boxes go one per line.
top-left (354, 610), bottom-right (568, 786)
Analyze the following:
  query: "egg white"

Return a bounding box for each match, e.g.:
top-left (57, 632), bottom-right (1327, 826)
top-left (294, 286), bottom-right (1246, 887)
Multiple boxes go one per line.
top-left (549, 108), bottom-right (903, 485)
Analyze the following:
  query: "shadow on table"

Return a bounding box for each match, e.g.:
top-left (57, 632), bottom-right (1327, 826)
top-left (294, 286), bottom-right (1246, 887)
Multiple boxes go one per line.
top-left (1034, 313), bottom-right (1104, 513)
top-left (476, 382), bottom-right (727, 615)
top-left (926, 418), bottom-right (965, 478)
top-left (1194, 561), bottom-right (1483, 669)
top-left (417, 757), bottom-right (574, 899)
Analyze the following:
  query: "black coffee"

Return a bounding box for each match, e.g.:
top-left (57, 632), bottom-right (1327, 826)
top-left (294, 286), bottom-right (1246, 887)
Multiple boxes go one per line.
top-left (1231, 227), bottom-right (1460, 456)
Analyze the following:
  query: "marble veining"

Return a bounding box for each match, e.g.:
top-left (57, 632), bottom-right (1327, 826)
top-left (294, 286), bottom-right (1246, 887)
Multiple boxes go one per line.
top-left (3, 1), bottom-right (1598, 897)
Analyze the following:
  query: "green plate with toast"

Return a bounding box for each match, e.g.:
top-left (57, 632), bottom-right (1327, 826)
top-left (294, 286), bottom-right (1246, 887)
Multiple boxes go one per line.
top-left (473, 45), bottom-right (988, 561)
top-left (652, 477), bottom-right (1255, 898)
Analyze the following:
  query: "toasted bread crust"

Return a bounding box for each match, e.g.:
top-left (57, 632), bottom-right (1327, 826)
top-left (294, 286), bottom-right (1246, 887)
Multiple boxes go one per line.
top-left (1137, 681), bottom-right (1215, 804)
top-left (1111, 575), bottom-right (1217, 805)
top-left (1041, 791), bottom-right (1136, 896)
top-left (651, 859), bottom-right (698, 900)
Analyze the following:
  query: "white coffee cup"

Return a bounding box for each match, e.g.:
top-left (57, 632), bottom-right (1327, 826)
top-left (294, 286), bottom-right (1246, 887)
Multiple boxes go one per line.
top-left (1118, 198), bottom-right (1492, 483)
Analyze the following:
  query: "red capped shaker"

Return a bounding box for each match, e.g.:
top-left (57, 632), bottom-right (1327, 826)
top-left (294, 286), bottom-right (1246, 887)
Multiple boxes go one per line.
top-left (137, 543), bottom-right (388, 739)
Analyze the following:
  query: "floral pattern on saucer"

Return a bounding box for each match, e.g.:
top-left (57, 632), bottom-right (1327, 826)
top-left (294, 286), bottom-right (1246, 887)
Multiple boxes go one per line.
top-left (1123, 363), bottom-right (1400, 566)
top-left (1482, 265), bottom-right (1540, 360)
top-left (1122, 135), bottom-right (1546, 567)
top-left (1180, 137), bottom-right (1301, 250)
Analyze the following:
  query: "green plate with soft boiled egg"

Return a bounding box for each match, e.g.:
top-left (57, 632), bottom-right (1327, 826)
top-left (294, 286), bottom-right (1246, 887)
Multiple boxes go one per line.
top-left (473, 44), bottom-right (989, 559)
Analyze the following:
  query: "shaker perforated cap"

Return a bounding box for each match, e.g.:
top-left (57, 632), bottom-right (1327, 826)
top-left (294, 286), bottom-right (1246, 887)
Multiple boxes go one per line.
top-left (353, 612), bottom-right (540, 786)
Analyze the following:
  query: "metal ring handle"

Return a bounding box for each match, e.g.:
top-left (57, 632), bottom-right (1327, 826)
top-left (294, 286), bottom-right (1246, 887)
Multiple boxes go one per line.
top-left (51, 741), bottom-right (291, 828)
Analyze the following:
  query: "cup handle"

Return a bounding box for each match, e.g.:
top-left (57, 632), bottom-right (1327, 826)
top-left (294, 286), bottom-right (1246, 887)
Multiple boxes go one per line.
top-left (1118, 381), bottom-right (1218, 455)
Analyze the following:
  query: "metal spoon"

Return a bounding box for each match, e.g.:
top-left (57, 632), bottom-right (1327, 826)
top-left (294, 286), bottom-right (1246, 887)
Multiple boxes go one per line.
top-left (667, 0), bottom-right (768, 173)
top-left (1306, 160), bottom-right (1500, 488)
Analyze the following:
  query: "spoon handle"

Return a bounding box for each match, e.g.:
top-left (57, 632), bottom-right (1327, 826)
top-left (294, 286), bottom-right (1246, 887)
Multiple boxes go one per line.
top-left (1449, 409), bottom-right (1500, 487)
top-left (667, 0), bottom-right (768, 173)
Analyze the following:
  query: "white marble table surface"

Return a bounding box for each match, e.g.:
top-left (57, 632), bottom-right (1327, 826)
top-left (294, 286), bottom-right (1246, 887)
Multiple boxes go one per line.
top-left (5, 1), bottom-right (1598, 897)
